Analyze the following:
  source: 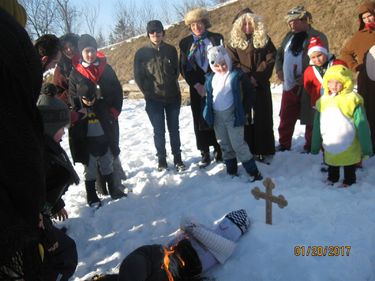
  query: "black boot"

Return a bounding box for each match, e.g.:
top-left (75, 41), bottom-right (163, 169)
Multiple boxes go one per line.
top-left (199, 150), bottom-right (211, 168)
top-left (174, 154), bottom-right (186, 172)
top-left (242, 158), bottom-right (263, 182)
top-left (104, 173), bottom-right (126, 200)
top-left (225, 158), bottom-right (238, 176)
top-left (157, 158), bottom-right (168, 171)
top-left (85, 180), bottom-right (101, 208)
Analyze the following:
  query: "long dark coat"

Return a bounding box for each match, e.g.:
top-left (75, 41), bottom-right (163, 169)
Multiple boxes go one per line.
top-left (179, 31), bottom-right (223, 151)
top-left (69, 63), bottom-right (123, 165)
top-left (0, 8), bottom-right (45, 267)
top-left (227, 37), bottom-right (276, 155)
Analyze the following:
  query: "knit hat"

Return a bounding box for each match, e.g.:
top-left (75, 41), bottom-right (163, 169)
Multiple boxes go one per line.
top-left (225, 209), bottom-right (250, 235)
top-left (0, 0), bottom-right (27, 27)
top-left (146, 20), bottom-right (164, 35)
top-left (357, 1), bottom-right (375, 30)
top-left (184, 8), bottom-right (211, 28)
top-left (37, 84), bottom-right (70, 138)
top-left (307, 36), bottom-right (328, 57)
top-left (207, 45), bottom-right (232, 72)
top-left (284, 5), bottom-right (312, 23)
top-left (78, 34), bottom-right (97, 54)
top-left (232, 7), bottom-right (254, 24)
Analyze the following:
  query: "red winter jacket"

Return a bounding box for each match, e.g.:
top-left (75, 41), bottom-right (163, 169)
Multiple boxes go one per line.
top-left (304, 58), bottom-right (347, 107)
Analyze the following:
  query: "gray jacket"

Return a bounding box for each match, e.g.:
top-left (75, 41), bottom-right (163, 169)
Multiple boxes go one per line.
top-left (134, 41), bottom-right (181, 103)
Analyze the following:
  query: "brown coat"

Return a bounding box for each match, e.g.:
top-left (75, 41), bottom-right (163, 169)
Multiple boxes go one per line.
top-left (227, 38), bottom-right (276, 155)
top-left (340, 27), bottom-right (375, 151)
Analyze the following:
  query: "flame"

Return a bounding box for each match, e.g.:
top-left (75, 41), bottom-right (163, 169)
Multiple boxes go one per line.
top-left (162, 246), bottom-right (186, 281)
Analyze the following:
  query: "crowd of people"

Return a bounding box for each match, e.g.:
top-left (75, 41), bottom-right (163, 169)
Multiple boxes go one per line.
top-left (1, 0), bottom-right (374, 280)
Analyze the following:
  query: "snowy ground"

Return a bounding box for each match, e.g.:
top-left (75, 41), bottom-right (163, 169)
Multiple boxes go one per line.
top-left (59, 85), bottom-right (375, 281)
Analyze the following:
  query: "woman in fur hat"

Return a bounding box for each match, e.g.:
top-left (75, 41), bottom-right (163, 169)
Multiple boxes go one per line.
top-left (340, 0), bottom-right (375, 153)
top-left (227, 8), bottom-right (277, 164)
top-left (179, 8), bottom-right (223, 168)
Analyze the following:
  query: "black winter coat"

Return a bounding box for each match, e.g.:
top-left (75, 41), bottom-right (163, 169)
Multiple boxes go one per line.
top-left (0, 8), bottom-right (45, 264)
top-left (134, 42), bottom-right (181, 103)
top-left (42, 136), bottom-right (79, 216)
top-left (69, 63), bottom-right (123, 165)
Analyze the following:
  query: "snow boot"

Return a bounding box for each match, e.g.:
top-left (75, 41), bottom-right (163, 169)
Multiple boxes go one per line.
top-left (174, 154), bottom-right (186, 172)
top-left (157, 158), bottom-right (168, 171)
top-left (104, 173), bottom-right (126, 200)
top-left (199, 150), bottom-right (211, 168)
top-left (225, 158), bottom-right (238, 176)
top-left (85, 180), bottom-right (101, 208)
top-left (242, 158), bottom-right (263, 182)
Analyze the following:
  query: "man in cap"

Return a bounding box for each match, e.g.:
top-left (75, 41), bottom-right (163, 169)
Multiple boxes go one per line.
top-left (275, 5), bottom-right (328, 153)
top-left (134, 20), bottom-right (186, 172)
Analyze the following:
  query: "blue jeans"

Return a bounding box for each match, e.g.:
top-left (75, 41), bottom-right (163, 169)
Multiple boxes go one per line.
top-left (145, 99), bottom-right (181, 159)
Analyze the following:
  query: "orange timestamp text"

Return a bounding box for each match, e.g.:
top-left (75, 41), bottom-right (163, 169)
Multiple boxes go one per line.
top-left (294, 245), bottom-right (351, 256)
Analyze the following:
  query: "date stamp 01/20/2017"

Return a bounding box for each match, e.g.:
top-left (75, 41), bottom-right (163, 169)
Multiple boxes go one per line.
top-left (294, 245), bottom-right (351, 257)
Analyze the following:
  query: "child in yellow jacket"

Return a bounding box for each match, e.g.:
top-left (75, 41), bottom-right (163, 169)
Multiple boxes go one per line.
top-left (311, 65), bottom-right (373, 187)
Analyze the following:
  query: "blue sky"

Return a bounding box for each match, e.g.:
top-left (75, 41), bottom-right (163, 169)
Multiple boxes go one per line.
top-left (71, 0), bottom-right (193, 39)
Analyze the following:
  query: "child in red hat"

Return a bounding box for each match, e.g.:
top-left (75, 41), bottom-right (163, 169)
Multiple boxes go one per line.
top-left (304, 36), bottom-right (347, 108)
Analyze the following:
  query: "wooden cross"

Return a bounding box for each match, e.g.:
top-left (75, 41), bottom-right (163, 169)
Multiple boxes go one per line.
top-left (251, 178), bottom-right (288, 225)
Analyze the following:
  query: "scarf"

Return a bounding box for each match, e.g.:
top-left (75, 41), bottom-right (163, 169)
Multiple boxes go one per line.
top-left (290, 31), bottom-right (308, 56)
top-left (187, 32), bottom-right (208, 66)
top-left (72, 51), bottom-right (107, 84)
top-left (365, 22), bottom-right (375, 31)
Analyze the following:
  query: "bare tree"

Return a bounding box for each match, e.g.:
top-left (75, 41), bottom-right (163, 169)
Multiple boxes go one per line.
top-left (21, 0), bottom-right (59, 38)
top-left (56, 0), bottom-right (79, 34)
top-left (83, 2), bottom-right (100, 36)
top-left (96, 30), bottom-right (106, 48)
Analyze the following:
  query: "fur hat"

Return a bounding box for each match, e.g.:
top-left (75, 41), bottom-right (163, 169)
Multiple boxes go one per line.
top-left (78, 34), bottom-right (97, 54)
top-left (184, 8), bottom-right (211, 28)
top-left (0, 0), bottom-right (27, 27)
top-left (37, 84), bottom-right (70, 138)
top-left (146, 20), bottom-right (164, 35)
top-left (207, 45), bottom-right (232, 72)
top-left (307, 36), bottom-right (328, 57)
top-left (357, 1), bottom-right (375, 30)
top-left (284, 5), bottom-right (312, 23)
